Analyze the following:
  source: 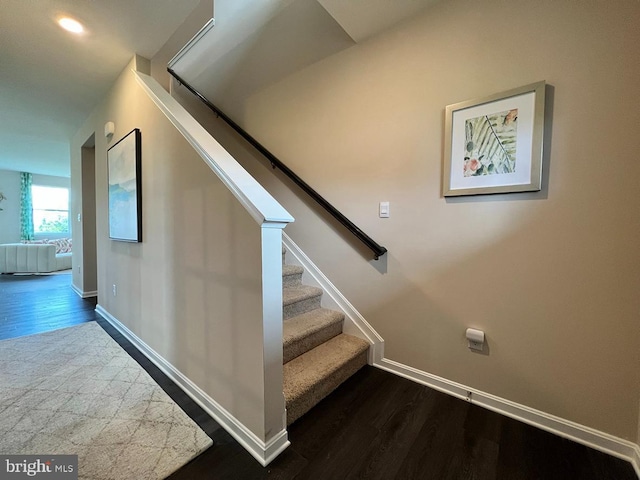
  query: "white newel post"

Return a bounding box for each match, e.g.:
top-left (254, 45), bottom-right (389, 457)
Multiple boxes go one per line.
top-left (260, 222), bottom-right (291, 462)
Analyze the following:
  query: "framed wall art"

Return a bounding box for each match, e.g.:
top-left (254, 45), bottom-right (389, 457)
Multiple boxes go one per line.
top-left (443, 81), bottom-right (546, 197)
top-left (107, 128), bottom-right (142, 242)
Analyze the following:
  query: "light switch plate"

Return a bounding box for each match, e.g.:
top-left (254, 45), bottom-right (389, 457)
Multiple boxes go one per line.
top-left (379, 201), bottom-right (390, 218)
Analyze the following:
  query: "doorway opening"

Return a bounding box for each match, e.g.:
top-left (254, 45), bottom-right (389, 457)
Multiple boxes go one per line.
top-left (76, 134), bottom-right (98, 298)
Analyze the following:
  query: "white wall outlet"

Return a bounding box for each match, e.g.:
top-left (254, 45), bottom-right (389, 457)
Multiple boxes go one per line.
top-left (112, 284), bottom-right (117, 296)
top-left (379, 201), bottom-right (390, 218)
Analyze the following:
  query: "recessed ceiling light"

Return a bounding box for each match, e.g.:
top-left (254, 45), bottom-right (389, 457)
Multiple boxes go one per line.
top-left (58, 17), bottom-right (84, 34)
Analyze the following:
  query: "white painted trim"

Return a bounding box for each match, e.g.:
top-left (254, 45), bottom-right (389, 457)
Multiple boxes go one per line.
top-left (282, 232), bottom-right (384, 364)
top-left (260, 225), bottom-right (288, 446)
top-left (95, 305), bottom-right (290, 466)
top-left (134, 71), bottom-right (293, 228)
top-left (71, 283), bottom-right (97, 298)
top-left (168, 18), bottom-right (216, 69)
top-left (376, 358), bottom-right (640, 474)
top-left (631, 444), bottom-right (640, 479)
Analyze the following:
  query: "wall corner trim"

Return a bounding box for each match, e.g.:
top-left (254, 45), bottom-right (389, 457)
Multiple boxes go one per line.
top-left (71, 283), bottom-right (97, 299)
top-left (375, 358), bottom-right (640, 476)
top-left (631, 443), bottom-right (640, 479)
top-left (94, 305), bottom-right (290, 466)
top-left (168, 17), bottom-right (216, 69)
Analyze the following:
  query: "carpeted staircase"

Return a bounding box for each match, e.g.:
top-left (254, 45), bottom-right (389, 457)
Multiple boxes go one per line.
top-left (281, 248), bottom-right (369, 425)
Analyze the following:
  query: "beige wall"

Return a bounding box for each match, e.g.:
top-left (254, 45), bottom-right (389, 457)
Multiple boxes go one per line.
top-left (175, 0), bottom-right (640, 441)
top-left (637, 399), bottom-right (640, 446)
top-left (80, 146), bottom-right (97, 293)
top-left (71, 57), bottom-right (276, 439)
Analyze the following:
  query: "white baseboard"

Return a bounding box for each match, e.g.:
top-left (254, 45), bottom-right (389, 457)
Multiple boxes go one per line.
top-left (280, 235), bottom-right (639, 477)
top-left (376, 358), bottom-right (640, 477)
top-left (71, 283), bottom-right (97, 298)
top-left (94, 304), bottom-right (290, 467)
top-left (282, 232), bottom-right (384, 364)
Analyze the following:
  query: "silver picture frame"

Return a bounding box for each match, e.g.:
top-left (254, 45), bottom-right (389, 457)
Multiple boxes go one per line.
top-left (443, 81), bottom-right (546, 197)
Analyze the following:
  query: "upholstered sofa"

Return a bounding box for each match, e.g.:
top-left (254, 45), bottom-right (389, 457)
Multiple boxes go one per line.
top-left (0, 243), bottom-right (72, 274)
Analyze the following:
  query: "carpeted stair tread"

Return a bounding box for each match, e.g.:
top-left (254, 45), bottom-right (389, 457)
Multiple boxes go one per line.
top-left (283, 264), bottom-right (304, 277)
top-left (283, 284), bottom-right (322, 305)
top-left (283, 284), bottom-right (323, 319)
top-left (281, 247), bottom-right (371, 425)
top-left (283, 333), bottom-right (369, 425)
top-left (283, 308), bottom-right (344, 363)
top-left (282, 264), bottom-right (304, 287)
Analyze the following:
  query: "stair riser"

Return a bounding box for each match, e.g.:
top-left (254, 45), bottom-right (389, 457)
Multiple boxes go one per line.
top-left (286, 349), bottom-right (368, 425)
top-left (284, 296), bottom-right (321, 319)
top-left (283, 321), bottom-right (343, 363)
top-left (282, 272), bottom-right (302, 288)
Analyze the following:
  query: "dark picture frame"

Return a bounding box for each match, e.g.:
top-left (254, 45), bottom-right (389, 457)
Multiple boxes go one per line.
top-left (107, 128), bottom-right (142, 242)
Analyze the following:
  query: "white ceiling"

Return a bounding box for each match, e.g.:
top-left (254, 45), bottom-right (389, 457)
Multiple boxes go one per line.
top-left (0, 0), bottom-right (200, 178)
top-left (0, 0), bottom-right (440, 179)
top-left (173, 0), bottom-right (356, 121)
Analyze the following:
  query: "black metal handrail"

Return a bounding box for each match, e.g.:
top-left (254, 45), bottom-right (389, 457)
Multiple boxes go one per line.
top-left (168, 68), bottom-right (387, 260)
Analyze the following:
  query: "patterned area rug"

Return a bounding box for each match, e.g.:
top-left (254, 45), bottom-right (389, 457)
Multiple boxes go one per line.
top-left (0, 322), bottom-right (212, 479)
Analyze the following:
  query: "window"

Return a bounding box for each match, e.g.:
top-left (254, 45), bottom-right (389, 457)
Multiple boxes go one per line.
top-left (32, 185), bottom-right (69, 234)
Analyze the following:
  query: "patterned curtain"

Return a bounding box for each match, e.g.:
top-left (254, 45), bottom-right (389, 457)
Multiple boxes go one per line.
top-left (20, 172), bottom-right (34, 241)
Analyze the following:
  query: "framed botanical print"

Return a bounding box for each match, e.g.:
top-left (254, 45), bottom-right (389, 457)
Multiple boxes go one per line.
top-left (443, 81), bottom-right (546, 196)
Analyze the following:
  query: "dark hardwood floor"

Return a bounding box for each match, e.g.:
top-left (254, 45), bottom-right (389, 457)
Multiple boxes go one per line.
top-left (0, 272), bottom-right (98, 340)
top-left (1, 273), bottom-right (636, 479)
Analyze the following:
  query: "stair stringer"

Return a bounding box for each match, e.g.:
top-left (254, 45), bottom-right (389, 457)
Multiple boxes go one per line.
top-left (282, 232), bottom-right (384, 364)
